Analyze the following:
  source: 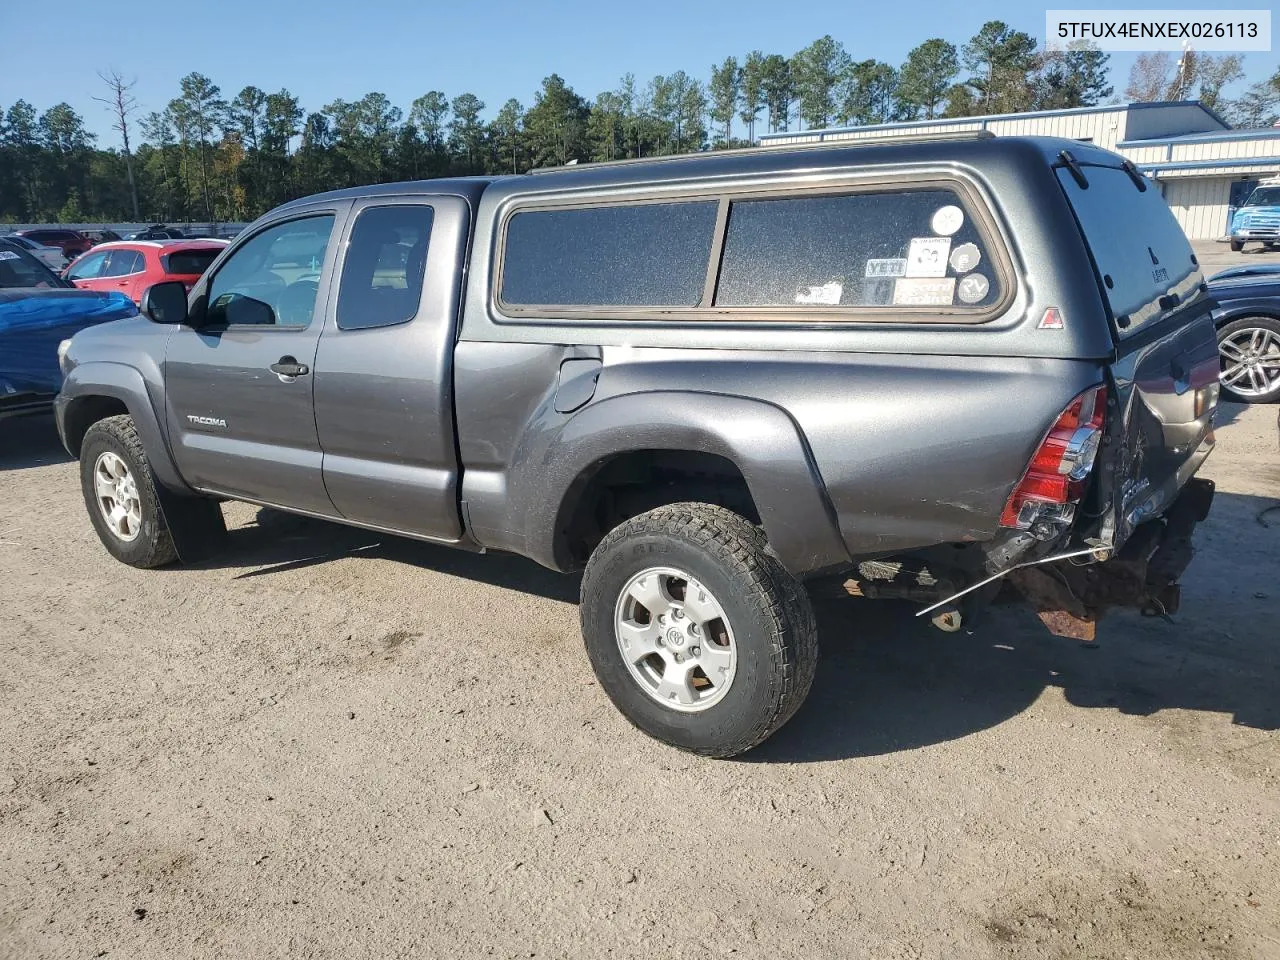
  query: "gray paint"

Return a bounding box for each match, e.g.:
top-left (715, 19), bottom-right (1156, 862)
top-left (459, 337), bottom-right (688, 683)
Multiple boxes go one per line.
top-left (310, 196), bottom-right (471, 541)
top-left (163, 199), bottom-right (351, 515)
top-left (55, 136), bottom-right (1219, 583)
top-left (56, 317), bottom-right (188, 492)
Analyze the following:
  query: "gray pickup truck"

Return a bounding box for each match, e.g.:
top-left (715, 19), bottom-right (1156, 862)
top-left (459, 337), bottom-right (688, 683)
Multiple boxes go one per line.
top-left (56, 134), bottom-right (1219, 757)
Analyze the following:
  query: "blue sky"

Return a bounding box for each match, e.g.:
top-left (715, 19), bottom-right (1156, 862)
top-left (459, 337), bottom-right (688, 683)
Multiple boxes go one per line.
top-left (3, 0), bottom-right (1276, 145)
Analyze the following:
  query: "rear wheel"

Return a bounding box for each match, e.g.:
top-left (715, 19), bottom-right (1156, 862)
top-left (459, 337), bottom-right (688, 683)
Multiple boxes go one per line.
top-left (1230, 240), bottom-right (1244, 252)
top-left (1217, 316), bottom-right (1280, 403)
top-left (580, 503), bottom-right (817, 758)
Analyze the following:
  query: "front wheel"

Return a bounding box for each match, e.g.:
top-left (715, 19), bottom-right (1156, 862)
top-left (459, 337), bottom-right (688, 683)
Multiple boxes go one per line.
top-left (80, 415), bottom-right (180, 568)
top-left (1230, 240), bottom-right (1244, 252)
top-left (580, 503), bottom-right (817, 758)
top-left (1218, 316), bottom-right (1280, 403)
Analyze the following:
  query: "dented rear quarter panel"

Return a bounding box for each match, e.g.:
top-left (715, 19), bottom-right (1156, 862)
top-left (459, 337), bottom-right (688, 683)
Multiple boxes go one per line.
top-left (455, 137), bottom-right (1120, 575)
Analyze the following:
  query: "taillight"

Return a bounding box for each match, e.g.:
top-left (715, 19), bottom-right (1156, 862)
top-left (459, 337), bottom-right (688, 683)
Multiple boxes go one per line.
top-left (999, 384), bottom-right (1107, 530)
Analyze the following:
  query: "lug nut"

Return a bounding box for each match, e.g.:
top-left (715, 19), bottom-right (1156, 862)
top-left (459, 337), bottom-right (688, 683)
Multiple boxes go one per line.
top-left (690, 646), bottom-right (700, 657)
top-left (674, 653), bottom-right (683, 663)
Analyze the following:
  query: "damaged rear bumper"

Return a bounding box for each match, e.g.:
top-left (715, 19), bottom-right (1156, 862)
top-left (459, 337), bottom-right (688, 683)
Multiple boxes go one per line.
top-left (1009, 477), bottom-right (1215, 640)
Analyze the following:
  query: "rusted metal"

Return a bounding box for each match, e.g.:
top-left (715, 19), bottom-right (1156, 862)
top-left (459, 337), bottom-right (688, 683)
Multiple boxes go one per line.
top-left (1035, 609), bottom-right (1097, 641)
top-left (1008, 567), bottom-right (1099, 641)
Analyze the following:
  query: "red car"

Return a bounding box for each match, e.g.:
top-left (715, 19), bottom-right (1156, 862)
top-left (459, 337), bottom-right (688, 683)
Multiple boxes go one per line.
top-left (15, 228), bottom-right (93, 260)
top-left (64, 240), bottom-right (228, 303)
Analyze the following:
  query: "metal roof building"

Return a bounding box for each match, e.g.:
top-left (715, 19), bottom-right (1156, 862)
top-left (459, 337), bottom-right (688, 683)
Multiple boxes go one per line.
top-left (760, 101), bottom-right (1280, 241)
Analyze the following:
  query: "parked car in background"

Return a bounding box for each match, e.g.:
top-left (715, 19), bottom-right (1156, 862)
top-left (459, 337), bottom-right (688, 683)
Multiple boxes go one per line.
top-left (64, 240), bottom-right (228, 304)
top-left (0, 238), bottom-right (74, 290)
top-left (1208, 269), bottom-right (1280, 403)
top-left (1209, 263), bottom-right (1280, 283)
top-left (82, 230), bottom-right (123, 247)
top-left (1, 239), bottom-right (135, 421)
top-left (1229, 180), bottom-right (1280, 252)
top-left (3, 234), bottom-right (70, 271)
top-left (122, 225), bottom-right (185, 241)
top-left (14, 228), bottom-right (92, 260)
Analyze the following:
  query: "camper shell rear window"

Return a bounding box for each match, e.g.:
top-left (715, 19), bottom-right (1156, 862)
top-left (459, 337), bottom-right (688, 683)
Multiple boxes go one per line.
top-left (1055, 163), bottom-right (1202, 337)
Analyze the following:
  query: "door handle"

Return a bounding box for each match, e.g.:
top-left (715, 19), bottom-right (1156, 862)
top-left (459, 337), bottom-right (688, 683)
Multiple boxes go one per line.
top-left (270, 356), bottom-right (310, 378)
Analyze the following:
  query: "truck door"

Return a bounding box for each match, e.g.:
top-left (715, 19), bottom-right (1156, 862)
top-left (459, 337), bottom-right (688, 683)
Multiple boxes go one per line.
top-left (312, 196), bottom-right (468, 541)
top-left (164, 209), bottom-right (344, 515)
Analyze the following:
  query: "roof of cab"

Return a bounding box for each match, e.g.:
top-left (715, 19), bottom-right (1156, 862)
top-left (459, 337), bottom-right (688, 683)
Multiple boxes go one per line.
top-left (276, 176), bottom-right (501, 212)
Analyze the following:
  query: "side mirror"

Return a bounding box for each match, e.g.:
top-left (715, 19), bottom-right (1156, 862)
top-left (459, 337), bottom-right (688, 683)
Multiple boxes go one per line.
top-left (140, 281), bottom-right (189, 325)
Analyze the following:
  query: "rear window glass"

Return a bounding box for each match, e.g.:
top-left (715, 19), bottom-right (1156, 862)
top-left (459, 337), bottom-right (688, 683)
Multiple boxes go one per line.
top-left (0, 247), bottom-right (60, 288)
top-left (715, 188), bottom-right (1001, 310)
top-left (337, 205), bottom-right (434, 330)
top-left (501, 201), bottom-right (718, 308)
top-left (164, 250), bottom-right (221, 276)
top-left (1056, 166), bottom-right (1200, 336)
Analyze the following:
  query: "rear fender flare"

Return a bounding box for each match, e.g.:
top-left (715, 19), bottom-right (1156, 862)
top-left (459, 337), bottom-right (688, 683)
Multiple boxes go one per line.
top-left (527, 391), bottom-right (851, 577)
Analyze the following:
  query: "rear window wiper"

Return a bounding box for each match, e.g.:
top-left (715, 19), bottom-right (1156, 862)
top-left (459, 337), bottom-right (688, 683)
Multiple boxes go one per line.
top-left (1058, 150), bottom-right (1089, 189)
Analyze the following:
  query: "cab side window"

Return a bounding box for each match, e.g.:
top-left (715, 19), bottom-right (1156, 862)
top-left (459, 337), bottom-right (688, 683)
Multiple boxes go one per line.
top-left (336, 205), bottom-right (434, 330)
top-left (206, 215), bottom-right (335, 327)
top-left (102, 251), bottom-right (144, 277)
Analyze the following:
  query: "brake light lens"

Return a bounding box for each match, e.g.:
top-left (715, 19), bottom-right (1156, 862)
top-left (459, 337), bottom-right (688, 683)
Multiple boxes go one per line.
top-left (999, 384), bottom-right (1107, 530)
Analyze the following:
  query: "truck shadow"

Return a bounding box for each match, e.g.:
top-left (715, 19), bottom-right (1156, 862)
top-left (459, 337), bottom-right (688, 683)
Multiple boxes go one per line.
top-left (193, 496), bottom-right (1280, 765)
top-left (750, 489), bottom-right (1280, 763)
top-left (200, 506), bottom-right (580, 604)
top-left (0, 414), bottom-right (73, 471)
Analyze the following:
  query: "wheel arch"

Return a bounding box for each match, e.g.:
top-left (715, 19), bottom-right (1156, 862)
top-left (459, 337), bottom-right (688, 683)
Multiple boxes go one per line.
top-left (56, 362), bottom-right (190, 492)
top-left (523, 391), bottom-right (851, 578)
top-left (1212, 302), bottom-right (1280, 329)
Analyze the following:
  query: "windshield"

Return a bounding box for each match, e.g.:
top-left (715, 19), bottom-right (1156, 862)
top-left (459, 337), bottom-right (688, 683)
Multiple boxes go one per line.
top-left (1244, 186), bottom-right (1280, 207)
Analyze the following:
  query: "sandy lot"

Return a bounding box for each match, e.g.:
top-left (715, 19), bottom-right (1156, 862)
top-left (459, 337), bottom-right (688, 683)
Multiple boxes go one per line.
top-left (2, 244), bottom-right (1278, 959)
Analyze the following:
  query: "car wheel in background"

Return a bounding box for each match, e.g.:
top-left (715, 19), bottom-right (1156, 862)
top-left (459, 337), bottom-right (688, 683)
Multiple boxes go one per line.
top-left (580, 502), bottom-right (817, 758)
top-left (1217, 316), bottom-right (1280, 404)
top-left (1230, 240), bottom-right (1244, 252)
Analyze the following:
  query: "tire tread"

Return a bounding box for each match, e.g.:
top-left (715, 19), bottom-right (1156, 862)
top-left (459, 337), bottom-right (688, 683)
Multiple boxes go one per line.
top-left (581, 502), bottom-right (817, 758)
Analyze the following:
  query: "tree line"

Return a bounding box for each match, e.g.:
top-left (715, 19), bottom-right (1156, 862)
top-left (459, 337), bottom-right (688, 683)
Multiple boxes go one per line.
top-left (2, 20), bottom-right (1278, 226)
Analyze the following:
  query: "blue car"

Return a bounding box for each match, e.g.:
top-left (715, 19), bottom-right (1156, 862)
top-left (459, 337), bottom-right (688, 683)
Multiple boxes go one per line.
top-left (1229, 181), bottom-right (1280, 252)
top-left (0, 239), bottom-right (138, 422)
top-left (1207, 268), bottom-right (1280, 403)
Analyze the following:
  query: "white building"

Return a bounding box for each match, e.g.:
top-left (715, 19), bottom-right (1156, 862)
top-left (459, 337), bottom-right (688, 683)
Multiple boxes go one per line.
top-left (759, 101), bottom-right (1280, 240)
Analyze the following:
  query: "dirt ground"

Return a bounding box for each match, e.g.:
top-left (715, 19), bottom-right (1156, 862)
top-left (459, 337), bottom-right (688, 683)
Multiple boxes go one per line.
top-left (2, 242), bottom-right (1279, 960)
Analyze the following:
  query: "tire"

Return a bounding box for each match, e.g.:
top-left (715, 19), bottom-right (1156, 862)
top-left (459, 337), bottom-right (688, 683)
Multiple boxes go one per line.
top-left (1230, 240), bottom-right (1243, 252)
top-left (1217, 316), bottom-right (1280, 404)
top-left (80, 414), bottom-right (180, 568)
top-left (580, 503), bottom-right (817, 758)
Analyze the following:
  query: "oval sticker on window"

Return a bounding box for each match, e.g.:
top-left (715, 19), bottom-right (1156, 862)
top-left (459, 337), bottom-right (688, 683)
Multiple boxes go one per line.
top-left (930, 205), bottom-right (964, 236)
top-left (949, 243), bottom-right (981, 274)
